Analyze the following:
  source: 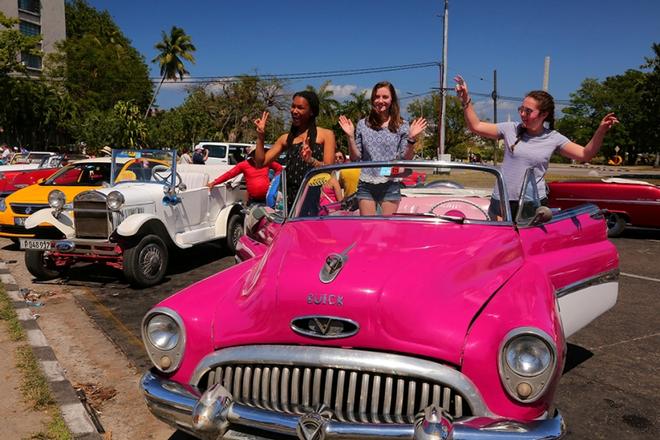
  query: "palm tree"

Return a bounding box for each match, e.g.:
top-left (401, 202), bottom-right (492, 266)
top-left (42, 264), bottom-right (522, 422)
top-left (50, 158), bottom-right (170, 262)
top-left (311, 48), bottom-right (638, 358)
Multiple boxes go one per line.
top-left (306, 80), bottom-right (340, 126)
top-left (342, 91), bottom-right (371, 121)
top-left (145, 26), bottom-right (196, 118)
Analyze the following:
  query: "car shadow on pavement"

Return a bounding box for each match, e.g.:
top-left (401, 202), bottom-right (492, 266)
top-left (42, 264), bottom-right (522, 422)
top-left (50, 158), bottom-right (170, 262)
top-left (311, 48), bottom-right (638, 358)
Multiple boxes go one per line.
top-left (620, 227), bottom-right (660, 240)
top-left (563, 343), bottom-right (594, 374)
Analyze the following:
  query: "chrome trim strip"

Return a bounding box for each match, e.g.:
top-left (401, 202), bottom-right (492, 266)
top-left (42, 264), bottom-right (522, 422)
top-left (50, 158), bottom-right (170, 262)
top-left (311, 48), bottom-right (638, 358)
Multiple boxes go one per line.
top-left (546, 203), bottom-right (599, 223)
top-left (554, 197), bottom-right (660, 206)
top-left (555, 269), bottom-right (620, 299)
top-left (141, 370), bottom-right (567, 439)
top-left (190, 345), bottom-right (490, 416)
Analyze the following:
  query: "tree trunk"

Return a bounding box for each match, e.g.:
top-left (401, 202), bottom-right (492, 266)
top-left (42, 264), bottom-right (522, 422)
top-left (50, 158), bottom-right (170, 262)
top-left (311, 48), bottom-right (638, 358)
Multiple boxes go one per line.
top-left (144, 75), bottom-right (166, 119)
top-left (654, 152), bottom-right (659, 168)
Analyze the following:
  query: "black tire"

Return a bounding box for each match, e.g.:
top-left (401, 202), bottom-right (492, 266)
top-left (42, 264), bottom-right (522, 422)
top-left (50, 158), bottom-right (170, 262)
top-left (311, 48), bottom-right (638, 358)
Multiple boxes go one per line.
top-left (122, 234), bottom-right (168, 287)
top-left (606, 213), bottom-right (625, 238)
top-left (225, 214), bottom-right (244, 254)
top-left (25, 250), bottom-right (63, 280)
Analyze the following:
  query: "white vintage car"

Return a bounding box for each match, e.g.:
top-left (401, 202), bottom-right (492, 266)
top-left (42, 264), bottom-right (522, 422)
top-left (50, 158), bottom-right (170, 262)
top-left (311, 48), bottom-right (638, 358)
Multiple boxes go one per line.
top-left (21, 149), bottom-right (245, 287)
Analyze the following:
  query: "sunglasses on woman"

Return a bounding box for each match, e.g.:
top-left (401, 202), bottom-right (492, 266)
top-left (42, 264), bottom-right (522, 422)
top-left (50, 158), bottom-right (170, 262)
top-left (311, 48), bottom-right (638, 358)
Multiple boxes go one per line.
top-left (518, 106), bottom-right (538, 116)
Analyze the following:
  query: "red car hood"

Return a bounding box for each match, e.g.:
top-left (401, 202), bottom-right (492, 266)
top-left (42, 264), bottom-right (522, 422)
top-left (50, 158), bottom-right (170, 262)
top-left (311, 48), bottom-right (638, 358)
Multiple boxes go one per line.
top-left (214, 219), bottom-right (523, 366)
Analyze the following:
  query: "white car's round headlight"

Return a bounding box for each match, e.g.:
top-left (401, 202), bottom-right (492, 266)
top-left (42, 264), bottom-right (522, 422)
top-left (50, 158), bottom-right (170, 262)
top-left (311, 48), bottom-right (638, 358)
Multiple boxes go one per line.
top-left (48, 190), bottom-right (66, 209)
top-left (106, 191), bottom-right (125, 211)
top-left (146, 314), bottom-right (180, 351)
top-left (505, 335), bottom-right (552, 377)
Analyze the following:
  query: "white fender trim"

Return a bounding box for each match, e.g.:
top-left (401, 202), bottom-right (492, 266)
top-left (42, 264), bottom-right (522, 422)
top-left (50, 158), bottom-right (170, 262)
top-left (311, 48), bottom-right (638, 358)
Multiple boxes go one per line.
top-left (116, 213), bottom-right (162, 237)
top-left (558, 281), bottom-right (618, 338)
top-left (214, 203), bottom-right (241, 238)
top-left (25, 209), bottom-right (75, 238)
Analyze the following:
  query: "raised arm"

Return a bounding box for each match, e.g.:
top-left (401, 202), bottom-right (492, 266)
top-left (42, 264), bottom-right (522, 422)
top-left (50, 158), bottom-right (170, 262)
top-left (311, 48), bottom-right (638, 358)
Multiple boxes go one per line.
top-left (402, 117), bottom-right (428, 160)
top-left (560, 113), bottom-right (619, 162)
top-left (208, 163), bottom-right (243, 188)
top-left (253, 111), bottom-right (285, 167)
top-left (454, 75), bottom-right (499, 140)
top-left (339, 115), bottom-right (361, 161)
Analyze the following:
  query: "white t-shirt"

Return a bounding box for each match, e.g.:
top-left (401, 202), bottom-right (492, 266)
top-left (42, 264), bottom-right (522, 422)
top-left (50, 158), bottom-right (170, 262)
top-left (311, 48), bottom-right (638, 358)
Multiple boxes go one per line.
top-left (495, 122), bottom-right (570, 200)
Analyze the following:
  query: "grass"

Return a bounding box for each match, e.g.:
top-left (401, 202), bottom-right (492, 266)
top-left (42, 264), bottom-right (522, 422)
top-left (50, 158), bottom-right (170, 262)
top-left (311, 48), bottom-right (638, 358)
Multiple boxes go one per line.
top-left (0, 286), bottom-right (73, 440)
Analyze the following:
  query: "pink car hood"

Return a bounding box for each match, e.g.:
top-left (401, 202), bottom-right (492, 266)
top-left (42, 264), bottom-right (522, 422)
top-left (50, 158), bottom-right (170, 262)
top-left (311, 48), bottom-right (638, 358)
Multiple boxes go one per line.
top-left (215, 220), bottom-right (524, 366)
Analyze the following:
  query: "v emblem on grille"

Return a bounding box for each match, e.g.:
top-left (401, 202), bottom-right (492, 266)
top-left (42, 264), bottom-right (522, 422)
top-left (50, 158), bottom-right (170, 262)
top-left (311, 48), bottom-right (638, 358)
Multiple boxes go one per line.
top-left (313, 318), bottom-right (332, 335)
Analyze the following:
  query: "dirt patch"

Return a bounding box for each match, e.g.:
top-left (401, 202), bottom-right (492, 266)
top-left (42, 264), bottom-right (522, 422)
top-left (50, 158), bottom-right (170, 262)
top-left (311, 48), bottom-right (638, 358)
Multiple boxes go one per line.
top-left (0, 240), bottom-right (175, 440)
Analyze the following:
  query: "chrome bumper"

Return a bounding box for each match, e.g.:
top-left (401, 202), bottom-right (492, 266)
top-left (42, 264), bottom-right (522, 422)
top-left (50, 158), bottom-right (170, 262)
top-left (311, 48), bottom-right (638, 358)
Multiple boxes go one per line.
top-left (141, 371), bottom-right (566, 439)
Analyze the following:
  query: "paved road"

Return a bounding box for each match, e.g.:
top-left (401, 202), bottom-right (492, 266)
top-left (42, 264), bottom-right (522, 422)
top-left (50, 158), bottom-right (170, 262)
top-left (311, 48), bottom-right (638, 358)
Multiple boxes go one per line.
top-left (17, 228), bottom-right (660, 439)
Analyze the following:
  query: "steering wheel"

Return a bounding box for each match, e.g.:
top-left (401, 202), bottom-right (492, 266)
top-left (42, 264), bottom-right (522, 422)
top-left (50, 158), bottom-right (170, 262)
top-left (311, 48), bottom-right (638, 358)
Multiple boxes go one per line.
top-left (152, 164), bottom-right (182, 187)
top-left (428, 199), bottom-right (490, 221)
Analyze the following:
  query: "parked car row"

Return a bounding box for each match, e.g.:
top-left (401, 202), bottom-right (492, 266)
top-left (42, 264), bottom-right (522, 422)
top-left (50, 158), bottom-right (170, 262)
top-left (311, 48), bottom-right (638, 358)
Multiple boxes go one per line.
top-left (4, 149), bottom-right (247, 287)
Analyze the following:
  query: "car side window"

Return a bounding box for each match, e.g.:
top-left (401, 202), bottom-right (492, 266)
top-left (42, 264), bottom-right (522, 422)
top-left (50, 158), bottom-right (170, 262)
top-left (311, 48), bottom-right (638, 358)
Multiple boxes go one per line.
top-left (516, 167), bottom-right (542, 226)
top-left (206, 145), bottom-right (226, 159)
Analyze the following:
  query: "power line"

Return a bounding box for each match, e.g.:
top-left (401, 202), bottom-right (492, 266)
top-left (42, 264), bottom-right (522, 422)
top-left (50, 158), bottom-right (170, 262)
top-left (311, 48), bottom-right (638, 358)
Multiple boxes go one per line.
top-left (152, 61), bottom-right (441, 83)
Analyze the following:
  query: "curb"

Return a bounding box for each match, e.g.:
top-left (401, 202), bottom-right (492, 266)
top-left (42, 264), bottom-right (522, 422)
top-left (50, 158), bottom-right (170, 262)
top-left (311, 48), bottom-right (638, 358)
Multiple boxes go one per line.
top-left (0, 263), bottom-right (102, 440)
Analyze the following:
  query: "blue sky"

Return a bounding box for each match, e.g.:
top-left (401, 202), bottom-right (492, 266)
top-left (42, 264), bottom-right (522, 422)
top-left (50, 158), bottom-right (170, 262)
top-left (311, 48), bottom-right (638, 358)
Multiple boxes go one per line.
top-left (88, 0), bottom-right (659, 121)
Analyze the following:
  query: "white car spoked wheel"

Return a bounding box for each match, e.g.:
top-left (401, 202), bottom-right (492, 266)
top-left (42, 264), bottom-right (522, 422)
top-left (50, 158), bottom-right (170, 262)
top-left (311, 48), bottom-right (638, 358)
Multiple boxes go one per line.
top-left (25, 250), bottom-right (64, 280)
top-left (123, 234), bottom-right (168, 287)
top-left (606, 212), bottom-right (625, 237)
top-left (226, 214), bottom-right (244, 254)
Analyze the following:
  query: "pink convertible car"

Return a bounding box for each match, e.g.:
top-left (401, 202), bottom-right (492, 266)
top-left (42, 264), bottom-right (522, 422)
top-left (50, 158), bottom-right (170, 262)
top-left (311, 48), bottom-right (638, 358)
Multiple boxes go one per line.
top-left (140, 161), bottom-right (618, 440)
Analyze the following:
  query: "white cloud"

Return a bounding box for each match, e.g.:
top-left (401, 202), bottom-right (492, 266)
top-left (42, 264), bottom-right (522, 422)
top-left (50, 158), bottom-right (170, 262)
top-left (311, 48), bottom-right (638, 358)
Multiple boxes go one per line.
top-left (326, 84), bottom-right (358, 99)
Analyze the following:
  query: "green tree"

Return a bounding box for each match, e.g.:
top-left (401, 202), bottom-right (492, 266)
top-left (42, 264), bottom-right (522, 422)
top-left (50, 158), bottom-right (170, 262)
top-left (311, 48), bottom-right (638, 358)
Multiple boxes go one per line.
top-left (145, 76), bottom-right (287, 151)
top-left (407, 93), bottom-right (479, 159)
top-left (47, 0), bottom-right (152, 113)
top-left (146, 26), bottom-right (196, 118)
top-left (112, 101), bottom-right (146, 147)
top-left (0, 12), bottom-right (42, 76)
top-left (558, 70), bottom-right (643, 163)
top-left (639, 42), bottom-right (659, 165)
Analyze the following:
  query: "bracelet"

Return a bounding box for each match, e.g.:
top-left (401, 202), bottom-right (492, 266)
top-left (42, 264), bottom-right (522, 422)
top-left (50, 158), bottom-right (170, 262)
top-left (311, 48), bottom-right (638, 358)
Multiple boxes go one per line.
top-left (462, 98), bottom-right (472, 109)
top-left (406, 138), bottom-right (416, 144)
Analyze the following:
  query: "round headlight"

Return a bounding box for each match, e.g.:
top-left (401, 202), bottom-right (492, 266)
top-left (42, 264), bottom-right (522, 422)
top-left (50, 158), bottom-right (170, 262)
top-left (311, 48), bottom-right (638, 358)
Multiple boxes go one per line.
top-left (48, 190), bottom-right (66, 209)
top-left (0, 198), bottom-right (6, 212)
top-left (505, 335), bottom-right (552, 377)
top-left (106, 191), bottom-right (125, 211)
top-left (146, 314), bottom-right (180, 351)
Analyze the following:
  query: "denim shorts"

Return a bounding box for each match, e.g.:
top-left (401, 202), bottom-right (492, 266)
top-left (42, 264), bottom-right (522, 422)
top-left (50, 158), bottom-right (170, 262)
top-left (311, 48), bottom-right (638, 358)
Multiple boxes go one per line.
top-left (356, 180), bottom-right (401, 203)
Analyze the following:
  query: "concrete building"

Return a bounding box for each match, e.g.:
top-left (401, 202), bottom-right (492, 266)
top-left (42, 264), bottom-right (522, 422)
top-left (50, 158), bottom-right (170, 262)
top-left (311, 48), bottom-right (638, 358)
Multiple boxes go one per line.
top-left (0, 0), bottom-right (65, 72)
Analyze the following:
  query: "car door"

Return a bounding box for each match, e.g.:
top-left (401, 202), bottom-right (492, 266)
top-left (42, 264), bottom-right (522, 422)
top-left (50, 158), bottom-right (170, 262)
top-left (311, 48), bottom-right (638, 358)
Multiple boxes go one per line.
top-left (515, 168), bottom-right (619, 337)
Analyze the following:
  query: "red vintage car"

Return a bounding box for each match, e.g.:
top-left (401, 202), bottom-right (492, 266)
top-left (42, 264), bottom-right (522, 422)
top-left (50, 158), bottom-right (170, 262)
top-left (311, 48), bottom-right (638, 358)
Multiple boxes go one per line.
top-left (0, 155), bottom-right (88, 198)
top-left (548, 177), bottom-right (660, 237)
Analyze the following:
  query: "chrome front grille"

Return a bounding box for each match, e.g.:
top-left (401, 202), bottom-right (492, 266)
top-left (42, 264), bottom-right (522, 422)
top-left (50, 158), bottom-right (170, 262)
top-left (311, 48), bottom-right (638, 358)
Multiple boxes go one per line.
top-left (196, 347), bottom-right (475, 424)
top-left (10, 203), bottom-right (49, 215)
top-left (73, 200), bottom-right (110, 238)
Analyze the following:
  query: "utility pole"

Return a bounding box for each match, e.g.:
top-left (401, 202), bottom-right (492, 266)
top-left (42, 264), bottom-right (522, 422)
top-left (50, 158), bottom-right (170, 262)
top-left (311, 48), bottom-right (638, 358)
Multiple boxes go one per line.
top-left (492, 69), bottom-right (498, 165)
top-left (438, 0), bottom-right (449, 159)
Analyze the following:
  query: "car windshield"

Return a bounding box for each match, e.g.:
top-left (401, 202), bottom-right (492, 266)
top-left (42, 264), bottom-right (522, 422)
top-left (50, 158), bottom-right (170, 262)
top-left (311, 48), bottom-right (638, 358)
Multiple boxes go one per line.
top-left (43, 162), bottom-right (111, 186)
top-left (289, 162), bottom-right (508, 223)
top-left (110, 149), bottom-right (175, 186)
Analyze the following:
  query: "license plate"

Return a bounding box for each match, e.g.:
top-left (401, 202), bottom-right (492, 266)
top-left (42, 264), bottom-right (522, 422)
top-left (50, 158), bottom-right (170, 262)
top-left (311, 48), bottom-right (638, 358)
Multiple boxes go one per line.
top-left (19, 239), bottom-right (55, 251)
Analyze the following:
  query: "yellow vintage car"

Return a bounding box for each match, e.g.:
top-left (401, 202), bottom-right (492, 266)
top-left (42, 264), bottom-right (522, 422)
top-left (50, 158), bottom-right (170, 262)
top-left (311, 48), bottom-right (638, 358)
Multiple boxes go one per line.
top-left (0, 157), bottom-right (166, 240)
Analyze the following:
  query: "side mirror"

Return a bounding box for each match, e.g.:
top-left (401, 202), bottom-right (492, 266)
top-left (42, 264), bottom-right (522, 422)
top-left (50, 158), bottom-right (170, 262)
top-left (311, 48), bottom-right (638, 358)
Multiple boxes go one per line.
top-left (529, 206), bottom-right (553, 226)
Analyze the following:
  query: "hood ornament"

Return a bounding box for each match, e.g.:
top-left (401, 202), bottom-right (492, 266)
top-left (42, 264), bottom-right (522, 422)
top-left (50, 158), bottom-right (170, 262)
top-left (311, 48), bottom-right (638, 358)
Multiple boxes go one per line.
top-left (291, 315), bottom-right (359, 339)
top-left (319, 242), bottom-right (355, 284)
